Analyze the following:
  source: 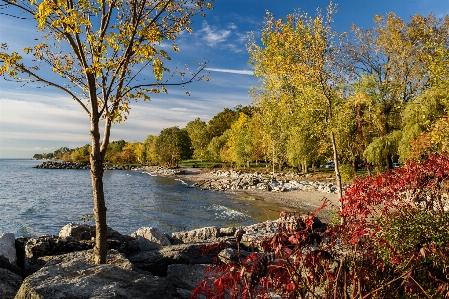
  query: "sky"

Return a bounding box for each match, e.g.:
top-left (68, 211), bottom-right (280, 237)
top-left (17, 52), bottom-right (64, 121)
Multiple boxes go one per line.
top-left (1, 0), bottom-right (449, 158)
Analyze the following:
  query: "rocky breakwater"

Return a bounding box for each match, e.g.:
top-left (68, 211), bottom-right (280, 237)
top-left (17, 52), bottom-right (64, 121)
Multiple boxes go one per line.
top-left (34, 161), bottom-right (135, 170)
top-left (194, 169), bottom-right (339, 194)
top-left (142, 166), bottom-right (189, 176)
top-left (0, 214), bottom-right (327, 298)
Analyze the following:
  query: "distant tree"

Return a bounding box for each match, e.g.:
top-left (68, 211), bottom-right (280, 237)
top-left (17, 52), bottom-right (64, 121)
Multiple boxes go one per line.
top-left (105, 140), bottom-right (126, 163)
top-left (53, 147), bottom-right (71, 160)
top-left (205, 131), bottom-right (229, 162)
top-left (225, 113), bottom-right (253, 167)
top-left (207, 108), bottom-right (236, 139)
top-left (185, 117), bottom-right (210, 161)
top-left (71, 144), bottom-right (91, 163)
top-left (61, 151), bottom-right (72, 161)
top-left (144, 135), bottom-right (158, 165)
top-left (132, 142), bottom-right (146, 164)
top-left (32, 153), bottom-right (43, 160)
top-left (156, 127), bottom-right (192, 167)
top-left (0, 0), bottom-right (212, 264)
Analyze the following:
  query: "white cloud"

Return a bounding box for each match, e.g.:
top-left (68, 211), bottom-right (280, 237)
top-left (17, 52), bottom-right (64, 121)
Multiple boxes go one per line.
top-left (228, 23), bottom-right (238, 30)
top-left (198, 21), bottom-right (232, 46)
top-left (205, 68), bottom-right (253, 75)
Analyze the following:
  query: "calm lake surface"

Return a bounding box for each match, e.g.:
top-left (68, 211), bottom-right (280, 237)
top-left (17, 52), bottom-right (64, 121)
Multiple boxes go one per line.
top-left (0, 159), bottom-right (282, 237)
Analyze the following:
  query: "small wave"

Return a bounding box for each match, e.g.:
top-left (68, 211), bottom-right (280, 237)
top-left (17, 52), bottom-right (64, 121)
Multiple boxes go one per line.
top-left (142, 171), bottom-right (157, 177)
top-left (207, 204), bottom-right (247, 220)
top-left (174, 178), bottom-right (188, 186)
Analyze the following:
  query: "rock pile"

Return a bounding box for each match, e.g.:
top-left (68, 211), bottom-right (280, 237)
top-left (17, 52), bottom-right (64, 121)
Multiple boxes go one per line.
top-left (142, 166), bottom-right (186, 176)
top-left (194, 169), bottom-right (339, 194)
top-left (1, 215), bottom-right (326, 298)
top-left (34, 161), bottom-right (135, 170)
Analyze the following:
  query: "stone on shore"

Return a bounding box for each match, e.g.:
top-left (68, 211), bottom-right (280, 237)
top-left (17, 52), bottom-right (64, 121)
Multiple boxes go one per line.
top-left (166, 264), bottom-right (209, 299)
top-left (0, 233), bottom-right (17, 265)
top-left (0, 255), bottom-right (24, 277)
top-left (171, 226), bottom-right (220, 244)
top-left (131, 227), bottom-right (171, 250)
top-left (0, 268), bottom-right (22, 299)
top-left (15, 250), bottom-right (176, 299)
top-left (59, 223), bottom-right (95, 240)
top-left (58, 223), bottom-right (140, 255)
top-left (128, 243), bottom-right (215, 276)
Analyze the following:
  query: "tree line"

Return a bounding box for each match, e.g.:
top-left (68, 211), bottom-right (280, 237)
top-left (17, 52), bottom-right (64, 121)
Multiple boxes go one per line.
top-left (35, 8), bottom-right (449, 181)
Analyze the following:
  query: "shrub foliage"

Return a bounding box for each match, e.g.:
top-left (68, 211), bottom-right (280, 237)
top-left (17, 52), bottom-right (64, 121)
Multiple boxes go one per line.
top-left (193, 153), bottom-right (449, 298)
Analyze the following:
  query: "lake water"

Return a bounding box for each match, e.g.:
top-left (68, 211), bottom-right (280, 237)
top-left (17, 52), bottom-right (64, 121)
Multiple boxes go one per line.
top-left (0, 159), bottom-right (282, 237)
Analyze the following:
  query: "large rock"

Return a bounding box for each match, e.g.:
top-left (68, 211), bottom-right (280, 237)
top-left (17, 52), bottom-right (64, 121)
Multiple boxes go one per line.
top-left (24, 235), bottom-right (90, 271)
top-left (0, 255), bottom-right (23, 277)
top-left (0, 268), bottom-right (22, 299)
top-left (172, 227), bottom-right (220, 244)
top-left (131, 227), bottom-right (171, 250)
top-left (166, 264), bottom-right (209, 299)
top-left (59, 223), bottom-right (95, 241)
top-left (128, 243), bottom-right (215, 276)
top-left (15, 250), bottom-right (177, 299)
top-left (0, 233), bottom-right (17, 264)
top-left (59, 223), bottom-right (140, 255)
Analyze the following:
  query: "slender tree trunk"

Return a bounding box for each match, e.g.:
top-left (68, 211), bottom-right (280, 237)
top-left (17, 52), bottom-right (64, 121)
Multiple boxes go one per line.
top-left (88, 75), bottom-right (108, 264)
top-left (90, 148), bottom-right (107, 264)
top-left (272, 140), bottom-right (275, 178)
top-left (330, 131), bottom-right (344, 223)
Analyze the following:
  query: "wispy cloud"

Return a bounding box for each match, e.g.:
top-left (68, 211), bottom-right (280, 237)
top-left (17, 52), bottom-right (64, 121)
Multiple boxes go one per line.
top-left (198, 21), bottom-right (232, 46)
top-left (205, 68), bottom-right (253, 75)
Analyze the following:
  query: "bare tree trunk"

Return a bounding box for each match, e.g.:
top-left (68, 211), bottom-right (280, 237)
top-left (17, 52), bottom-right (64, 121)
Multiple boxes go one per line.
top-left (90, 151), bottom-right (107, 264)
top-left (272, 140), bottom-right (275, 178)
top-left (88, 75), bottom-right (108, 264)
top-left (330, 131), bottom-right (344, 223)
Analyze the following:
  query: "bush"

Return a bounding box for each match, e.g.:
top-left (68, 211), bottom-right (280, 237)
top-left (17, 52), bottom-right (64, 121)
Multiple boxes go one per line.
top-left (193, 153), bottom-right (449, 299)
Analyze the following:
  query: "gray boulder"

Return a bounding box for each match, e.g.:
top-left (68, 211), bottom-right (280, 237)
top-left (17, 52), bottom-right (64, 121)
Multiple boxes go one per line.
top-left (0, 233), bottom-right (17, 264)
top-left (219, 227), bottom-right (236, 237)
top-left (172, 227), bottom-right (220, 244)
top-left (166, 264), bottom-right (209, 299)
top-left (59, 223), bottom-right (95, 241)
top-left (128, 243), bottom-right (215, 276)
top-left (131, 227), bottom-right (171, 250)
top-left (0, 255), bottom-right (23, 277)
top-left (24, 235), bottom-right (90, 275)
top-left (0, 268), bottom-right (22, 299)
top-left (15, 250), bottom-right (176, 299)
top-left (59, 223), bottom-right (140, 255)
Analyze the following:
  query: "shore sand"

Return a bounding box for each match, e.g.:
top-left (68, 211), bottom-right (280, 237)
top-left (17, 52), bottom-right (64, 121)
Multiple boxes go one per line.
top-left (167, 167), bottom-right (341, 222)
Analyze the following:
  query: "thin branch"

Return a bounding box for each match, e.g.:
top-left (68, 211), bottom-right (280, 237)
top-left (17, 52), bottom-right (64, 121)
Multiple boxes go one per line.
top-left (17, 64), bottom-right (90, 115)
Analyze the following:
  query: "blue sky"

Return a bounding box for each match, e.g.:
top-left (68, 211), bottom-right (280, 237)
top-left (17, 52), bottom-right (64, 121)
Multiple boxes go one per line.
top-left (1, 0), bottom-right (448, 158)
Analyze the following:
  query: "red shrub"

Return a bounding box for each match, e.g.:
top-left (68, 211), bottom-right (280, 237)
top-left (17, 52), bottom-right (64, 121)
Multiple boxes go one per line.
top-left (193, 153), bottom-right (449, 299)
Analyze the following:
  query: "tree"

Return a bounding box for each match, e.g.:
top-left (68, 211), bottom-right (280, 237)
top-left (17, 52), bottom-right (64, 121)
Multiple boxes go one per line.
top-left (71, 144), bottom-right (91, 163)
top-left (0, 0), bottom-right (212, 263)
top-left (248, 3), bottom-right (346, 204)
top-left (144, 134), bottom-right (158, 165)
top-left (225, 113), bottom-right (253, 167)
top-left (185, 117), bottom-right (210, 161)
top-left (132, 142), bottom-right (146, 164)
top-left (155, 126), bottom-right (192, 167)
top-left (346, 12), bottom-right (449, 168)
top-left (53, 147), bottom-right (71, 160)
top-left (105, 140), bottom-right (126, 163)
top-left (205, 131), bottom-right (229, 162)
top-left (207, 108), bottom-right (236, 139)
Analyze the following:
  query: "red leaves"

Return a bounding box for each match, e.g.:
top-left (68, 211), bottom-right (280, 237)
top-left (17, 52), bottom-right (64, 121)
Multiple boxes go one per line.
top-left (193, 154), bottom-right (449, 299)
